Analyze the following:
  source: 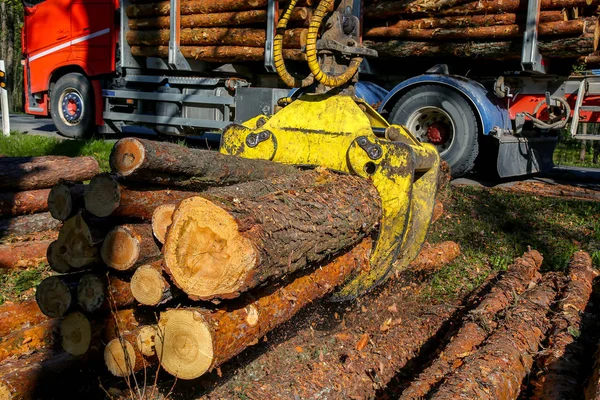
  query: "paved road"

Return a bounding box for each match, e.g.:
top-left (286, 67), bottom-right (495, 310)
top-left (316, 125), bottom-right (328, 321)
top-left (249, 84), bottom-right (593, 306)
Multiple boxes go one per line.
top-left (9, 114), bottom-right (59, 138)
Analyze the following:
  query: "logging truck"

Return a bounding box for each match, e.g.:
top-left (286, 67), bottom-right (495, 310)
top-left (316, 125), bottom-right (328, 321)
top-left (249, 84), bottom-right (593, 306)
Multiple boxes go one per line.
top-left (20, 0), bottom-right (600, 178)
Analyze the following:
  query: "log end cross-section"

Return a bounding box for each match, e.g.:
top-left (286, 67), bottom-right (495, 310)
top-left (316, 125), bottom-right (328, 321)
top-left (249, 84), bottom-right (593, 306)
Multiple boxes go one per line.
top-left (110, 138), bottom-right (146, 177)
top-left (84, 174), bottom-right (121, 218)
top-left (36, 276), bottom-right (72, 318)
top-left (101, 226), bottom-right (141, 271)
top-left (164, 197), bottom-right (257, 299)
top-left (152, 204), bottom-right (176, 244)
top-left (104, 338), bottom-right (137, 377)
top-left (131, 264), bottom-right (168, 306)
top-left (61, 311), bottom-right (91, 356)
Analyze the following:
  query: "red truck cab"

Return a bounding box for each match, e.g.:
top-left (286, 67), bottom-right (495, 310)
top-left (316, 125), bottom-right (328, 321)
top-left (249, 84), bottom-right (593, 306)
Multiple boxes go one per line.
top-left (22, 0), bottom-right (118, 137)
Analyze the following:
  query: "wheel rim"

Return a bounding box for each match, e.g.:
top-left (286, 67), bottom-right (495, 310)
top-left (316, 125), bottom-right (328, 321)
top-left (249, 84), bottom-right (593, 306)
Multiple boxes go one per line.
top-left (405, 106), bottom-right (455, 156)
top-left (59, 88), bottom-right (84, 126)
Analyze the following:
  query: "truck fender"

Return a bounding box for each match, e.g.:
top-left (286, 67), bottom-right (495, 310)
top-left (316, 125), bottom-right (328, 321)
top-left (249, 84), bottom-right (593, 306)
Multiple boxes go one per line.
top-left (378, 74), bottom-right (511, 136)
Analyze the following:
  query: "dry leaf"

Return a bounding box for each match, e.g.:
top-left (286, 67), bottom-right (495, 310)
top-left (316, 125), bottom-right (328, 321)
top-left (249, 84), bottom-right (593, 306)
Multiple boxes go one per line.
top-left (380, 317), bottom-right (393, 332)
top-left (388, 304), bottom-right (398, 313)
top-left (356, 333), bottom-right (369, 351)
top-left (295, 346), bottom-right (303, 353)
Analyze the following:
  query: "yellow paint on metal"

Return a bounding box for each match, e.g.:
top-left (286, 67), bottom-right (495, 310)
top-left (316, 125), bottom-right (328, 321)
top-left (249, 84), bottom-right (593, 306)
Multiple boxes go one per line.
top-left (220, 93), bottom-right (441, 298)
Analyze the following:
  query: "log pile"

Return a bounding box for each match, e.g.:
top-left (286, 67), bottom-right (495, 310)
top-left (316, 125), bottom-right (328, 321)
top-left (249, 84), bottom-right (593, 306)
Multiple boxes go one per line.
top-left (0, 156), bottom-right (99, 270)
top-left (124, 0), bottom-right (600, 65)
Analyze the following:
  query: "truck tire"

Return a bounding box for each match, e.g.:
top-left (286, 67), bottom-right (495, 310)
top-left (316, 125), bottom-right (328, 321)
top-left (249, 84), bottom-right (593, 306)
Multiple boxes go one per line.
top-left (50, 73), bottom-right (95, 139)
top-left (388, 84), bottom-right (479, 178)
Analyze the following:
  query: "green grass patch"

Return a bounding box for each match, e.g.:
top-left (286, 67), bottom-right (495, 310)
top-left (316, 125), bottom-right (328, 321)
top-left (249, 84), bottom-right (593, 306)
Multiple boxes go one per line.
top-left (0, 263), bottom-right (52, 305)
top-left (0, 133), bottom-right (114, 172)
top-left (424, 186), bottom-right (600, 300)
top-left (554, 135), bottom-right (599, 169)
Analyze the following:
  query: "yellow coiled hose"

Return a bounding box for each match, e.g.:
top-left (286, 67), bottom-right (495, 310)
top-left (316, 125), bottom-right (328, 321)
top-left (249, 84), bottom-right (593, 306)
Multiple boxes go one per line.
top-left (273, 0), bottom-right (362, 88)
top-left (273, 0), bottom-right (314, 88)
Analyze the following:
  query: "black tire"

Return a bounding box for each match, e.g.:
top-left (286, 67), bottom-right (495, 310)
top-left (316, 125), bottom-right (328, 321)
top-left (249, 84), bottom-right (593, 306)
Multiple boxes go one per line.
top-left (389, 84), bottom-right (479, 178)
top-left (50, 73), bottom-right (95, 139)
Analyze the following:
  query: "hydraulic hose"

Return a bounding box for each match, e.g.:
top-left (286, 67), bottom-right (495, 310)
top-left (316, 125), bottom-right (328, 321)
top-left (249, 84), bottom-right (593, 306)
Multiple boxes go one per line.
top-left (273, 0), bottom-right (314, 88)
top-left (306, 0), bottom-right (363, 88)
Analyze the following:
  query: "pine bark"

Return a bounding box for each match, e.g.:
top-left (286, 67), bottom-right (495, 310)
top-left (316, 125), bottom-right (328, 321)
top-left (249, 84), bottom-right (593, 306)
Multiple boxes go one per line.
top-left (532, 252), bottom-right (596, 400)
top-left (0, 239), bottom-right (52, 269)
top-left (127, 0), bottom-right (268, 18)
top-left (366, 34), bottom-right (597, 58)
top-left (0, 212), bottom-right (61, 238)
top-left (100, 224), bottom-right (162, 271)
top-left (364, 0), bottom-right (474, 17)
top-left (0, 189), bottom-right (50, 217)
top-left (402, 240), bottom-right (460, 272)
top-left (128, 8), bottom-right (310, 30)
top-left (163, 171), bottom-right (381, 300)
top-left (156, 239), bottom-right (373, 380)
top-left (130, 45), bottom-right (306, 62)
top-left (431, 274), bottom-right (559, 400)
top-left (364, 11), bottom-right (564, 35)
top-left (0, 299), bottom-right (49, 338)
top-left (364, 19), bottom-right (593, 41)
top-left (127, 27), bottom-right (307, 48)
top-left (0, 156), bottom-right (99, 191)
top-left (110, 138), bottom-right (299, 188)
top-left (0, 319), bottom-right (60, 363)
top-left (400, 250), bottom-right (543, 399)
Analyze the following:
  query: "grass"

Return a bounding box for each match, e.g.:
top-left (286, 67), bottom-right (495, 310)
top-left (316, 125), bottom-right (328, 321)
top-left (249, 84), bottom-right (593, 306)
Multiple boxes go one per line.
top-left (0, 132), bottom-right (114, 171)
top-left (0, 263), bottom-right (51, 305)
top-left (424, 185), bottom-right (600, 300)
top-left (554, 133), bottom-right (600, 169)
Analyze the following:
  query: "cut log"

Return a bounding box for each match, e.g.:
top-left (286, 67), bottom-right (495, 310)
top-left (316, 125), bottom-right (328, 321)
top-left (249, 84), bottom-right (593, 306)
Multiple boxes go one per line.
top-left (0, 229), bottom-right (58, 245)
top-left (0, 299), bottom-right (49, 338)
top-left (364, 18), bottom-right (595, 41)
top-left (0, 189), bottom-right (50, 217)
top-left (0, 239), bottom-right (52, 269)
top-left (136, 325), bottom-right (158, 357)
top-left (46, 240), bottom-right (72, 273)
top-left (127, 0), bottom-right (268, 18)
top-left (130, 45), bottom-right (306, 62)
top-left (364, 11), bottom-right (564, 35)
top-left (0, 156), bottom-right (99, 191)
top-left (110, 137), bottom-right (298, 188)
top-left (127, 27), bottom-right (307, 48)
top-left (128, 8), bottom-right (310, 30)
top-left (430, 274), bottom-right (559, 400)
top-left (366, 34), bottom-right (597, 59)
top-left (54, 214), bottom-right (102, 268)
top-left (48, 183), bottom-right (85, 221)
top-left (163, 172), bottom-right (380, 300)
top-left (100, 224), bottom-right (161, 271)
top-left (403, 240), bottom-right (460, 272)
top-left (60, 311), bottom-right (92, 356)
top-left (130, 261), bottom-right (179, 306)
top-left (400, 249), bottom-right (543, 399)
top-left (532, 251), bottom-right (596, 399)
top-left (0, 212), bottom-right (61, 238)
top-left (156, 239), bottom-right (373, 379)
top-left (0, 319), bottom-right (59, 363)
top-left (35, 275), bottom-right (76, 318)
top-left (76, 273), bottom-right (105, 314)
top-left (364, 0), bottom-right (474, 18)
top-left (152, 204), bottom-right (176, 244)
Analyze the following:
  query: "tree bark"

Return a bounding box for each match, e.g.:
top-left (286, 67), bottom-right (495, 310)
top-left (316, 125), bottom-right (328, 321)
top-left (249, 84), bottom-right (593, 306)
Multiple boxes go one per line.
top-left (364, 0), bottom-right (473, 18)
top-left (130, 260), bottom-right (179, 306)
top-left (163, 171), bottom-right (380, 300)
top-left (156, 239), bottom-right (373, 380)
top-left (127, 0), bottom-right (267, 18)
top-left (0, 319), bottom-right (59, 363)
top-left (100, 224), bottom-right (162, 271)
top-left (128, 8), bottom-right (310, 30)
top-left (48, 183), bottom-right (86, 221)
top-left (366, 34), bottom-right (597, 58)
top-left (402, 240), bottom-right (460, 272)
top-left (0, 212), bottom-right (61, 238)
top-left (152, 204), bottom-right (176, 244)
top-left (364, 18), bottom-right (594, 41)
top-left (0, 189), bottom-right (50, 217)
top-left (0, 299), bottom-right (49, 338)
top-left (364, 11), bottom-right (564, 35)
top-left (400, 250), bottom-right (543, 399)
top-left (130, 45), bottom-right (306, 62)
top-left (0, 156), bottom-right (99, 191)
top-left (0, 239), bottom-right (52, 270)
top-left (127, 27), bottom-right (307, 48)
top-left (431, 274), bottom-right (559, 400)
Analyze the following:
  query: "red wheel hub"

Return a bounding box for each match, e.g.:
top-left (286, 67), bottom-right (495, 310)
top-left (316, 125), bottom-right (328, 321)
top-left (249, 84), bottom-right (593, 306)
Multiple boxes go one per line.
top-left (67, 100), bottom-right (78, 116)
top-left (427, 122), bottom-right (449, 145)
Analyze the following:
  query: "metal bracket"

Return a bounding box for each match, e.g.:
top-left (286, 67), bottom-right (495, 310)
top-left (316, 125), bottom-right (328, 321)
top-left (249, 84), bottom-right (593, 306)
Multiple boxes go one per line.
top-left (264, 0), bottom-right (277, 72)
top-left (168, 0), bottom-right (191, 71)
top-left (521, 0), bottom-right (547, 74)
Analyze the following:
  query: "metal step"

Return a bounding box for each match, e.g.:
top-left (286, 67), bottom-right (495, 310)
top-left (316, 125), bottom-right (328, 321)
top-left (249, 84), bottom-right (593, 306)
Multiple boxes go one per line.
top-left (573, 134), bottom-right (600, 141)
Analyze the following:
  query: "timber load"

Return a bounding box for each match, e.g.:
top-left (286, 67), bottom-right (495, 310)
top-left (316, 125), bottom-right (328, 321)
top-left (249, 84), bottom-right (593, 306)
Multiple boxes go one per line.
top-left (124, 0), bottom-right (600, 65)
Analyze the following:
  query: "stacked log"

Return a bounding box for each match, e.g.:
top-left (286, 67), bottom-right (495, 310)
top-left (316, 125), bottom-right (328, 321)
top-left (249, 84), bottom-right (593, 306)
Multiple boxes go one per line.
top-left (0, 156), bottom-right (99, 270)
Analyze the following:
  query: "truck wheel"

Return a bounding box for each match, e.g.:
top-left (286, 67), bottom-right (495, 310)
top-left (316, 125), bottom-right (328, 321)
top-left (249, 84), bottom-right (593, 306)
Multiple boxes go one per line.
top-left (388, 84), bottom-right (479, 178)
top-left (50, 73), bottom-right (95, 139)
